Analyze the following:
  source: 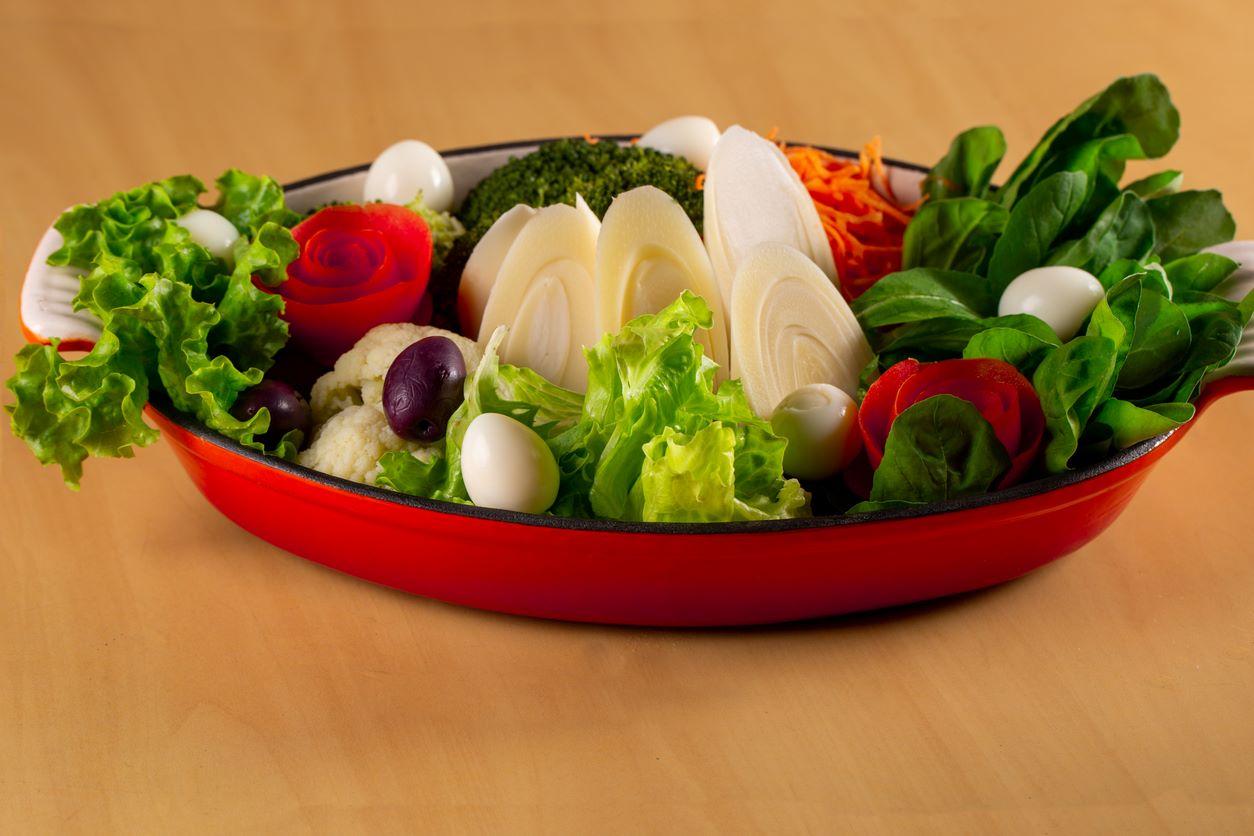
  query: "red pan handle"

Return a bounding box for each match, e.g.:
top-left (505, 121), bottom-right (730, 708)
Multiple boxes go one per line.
top-left (1195, 373), bottom-right (1254, 420)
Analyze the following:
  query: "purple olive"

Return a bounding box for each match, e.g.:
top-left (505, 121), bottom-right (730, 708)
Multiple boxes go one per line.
top-left (232, 380), bottom-right (313, 447)
top-left (383, 336), bottom-right (467, 442)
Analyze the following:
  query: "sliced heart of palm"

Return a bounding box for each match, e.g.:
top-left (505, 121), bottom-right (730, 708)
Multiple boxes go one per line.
top-left (459, 204), bottom-right (537, 339)
top-left (730, 243), bottom-right (871, 417)
top-left (478, 203), bottom-right (599, 392)
top-left (596, 186), bottom-right (729, 372)
top-left (704, 125), bottom-right (837, 307)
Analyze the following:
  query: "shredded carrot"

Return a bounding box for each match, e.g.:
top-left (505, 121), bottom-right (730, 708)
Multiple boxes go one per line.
top-left (781, 136), bottom-right (917, 301)
top-left (583, 133), bottom-right (600, 145)
top-left (694, 173), bottom-right (705, 191)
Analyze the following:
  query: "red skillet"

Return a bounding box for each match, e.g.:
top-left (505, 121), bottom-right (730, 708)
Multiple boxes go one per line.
top-left (20, 139), bottom-right (1254, 626)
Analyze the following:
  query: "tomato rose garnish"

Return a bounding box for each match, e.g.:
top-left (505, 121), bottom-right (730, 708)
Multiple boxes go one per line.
top-left (270, 204), bottom-right (433, 365)
top-left (859, 357), bottom-right (1046, 487)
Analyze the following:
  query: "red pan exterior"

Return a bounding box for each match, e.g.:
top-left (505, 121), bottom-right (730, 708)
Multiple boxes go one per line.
top-left (144, 378), bottom-right (1250, 626)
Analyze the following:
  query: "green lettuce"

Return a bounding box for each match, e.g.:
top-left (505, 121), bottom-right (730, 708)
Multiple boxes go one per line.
top-left (7, 172), bottom-right (299, 487)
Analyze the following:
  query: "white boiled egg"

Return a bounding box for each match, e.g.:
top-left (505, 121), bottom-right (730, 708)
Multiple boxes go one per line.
top-left (638, 116), bottom-right (720, 171)
top-left (461, 412), bottom-right (559, 514)
top-left (998, 266), bottom-right (1105, 340)
top-left (177, 209), bottom-right (241, 262)
top-left (770, 383), bottom-right (861, 480)
top-left (363, 139), bottom-right (454, 212)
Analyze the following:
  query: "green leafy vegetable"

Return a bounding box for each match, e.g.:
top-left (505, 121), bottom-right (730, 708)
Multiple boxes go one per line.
top-left (987, 171), bottom-right (1089, 292)
top-left (902, 197), bottom-right (1008, 273)
top-left (7, 172), bottom-right (300, 486)
top-left (1090, 399), bottom-right (1193, 449)
top-left (48, 176), bottom-right (205, 272)
top-left (851, 268), bottom-right (997, 328)
top-left (963, 321), bottom-right (1061, 376)
top-left (1132, 293), bottom-right (1247, 405)
top-left (1089, 275), bottom-right (1190, 390)
top-left (1162, 253), bottom-right (1239, 294)
top-left (996, 74), bottom-right (1179, 206)
top-left (1125, 169), bottom-right (1182, 199)
top-left (922, 126), bottom-right (1007, 201)
top-left (1047, 190), bottom-right (1155, 276)
top-left (1032, 336), bottom-right (1120, 471)
top-left (864, 395), bottom-right (1011, 504)
top-left (1146, 189), bottom-right (1236, 261)
top-left (212, 169), bottom-right (301, 235)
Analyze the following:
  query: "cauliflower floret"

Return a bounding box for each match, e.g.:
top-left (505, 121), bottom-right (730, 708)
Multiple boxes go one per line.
top-left (309, 323), bottom-right (482, 424)
top-left (297, 404), bottom-right (438, 485)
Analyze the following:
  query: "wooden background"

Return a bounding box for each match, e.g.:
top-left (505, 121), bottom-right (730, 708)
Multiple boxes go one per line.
top-left (2, 1), bottom-right (1252, 832)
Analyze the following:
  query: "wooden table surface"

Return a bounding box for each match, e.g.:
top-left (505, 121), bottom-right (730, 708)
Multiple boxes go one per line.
top-left (2, 1), bottom-right (1253, 832)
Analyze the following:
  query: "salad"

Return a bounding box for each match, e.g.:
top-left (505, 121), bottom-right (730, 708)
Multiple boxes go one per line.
top-left (9, 74), bottom-right (1251, 524)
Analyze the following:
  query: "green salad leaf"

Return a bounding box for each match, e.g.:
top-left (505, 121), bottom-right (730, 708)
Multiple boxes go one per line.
top-left (1125, 169), bottom-right (1183, 200)
top-left (996, 74), bottom-right (1179, 207)
top-left (1146, 190), bottom-right (1236, 262)
top-left (1162, 253), bottom-right (1239, 293)
top-left (212, 169), bottom-right (301, 235)
top-left (1032, 335), bottom-right (1121, 472)
top-left (852, 268), bottom-right (997, 328)
top-left (922, 126), bottom-right (1007, 201)
top-left (49, 175), bottom-right (205, 272)
top-left (861, 395), bottom-right (1010, 506)
top-left (1046, 190), bottom-right (1155, 276)
top-left (902, 197), bottom-right (1008, 273)
top-left (963, 321), bottom-right (1061, 376)
top-left (6, 172), bottom-right (300, 486)
top-left (987, 170), bottom-right (1090, 292)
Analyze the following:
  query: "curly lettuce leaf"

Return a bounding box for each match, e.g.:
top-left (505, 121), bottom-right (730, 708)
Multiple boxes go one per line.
top-left (6, 335), bottom-right (157, 489)
top-left (48, 175), bottom-right (205, 272)
top-left (213, 169), bottom-right (301, 235)
top-left (8, 170), bottom-right (299, 485)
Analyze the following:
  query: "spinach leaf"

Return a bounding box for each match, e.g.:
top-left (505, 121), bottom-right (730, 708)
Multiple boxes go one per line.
top-left (902, 198), bottom-right (1008, 273)
top-left (1090, 399), bottom-right (1194, 449)
top-left (1047, 190), bottom-right (1155, 276)
top-left (851, 268), bottom-right (996, 328)
top-left (1125, 169), bottom-right (1182, 199)
top-left (997, 74), bottom-right (1179, 206)
top-left (875, 317), bottom-right (988, 363)
top-left (963, 319), bottom-right (1061, 376)
top-left (1106, 277), bottom-right (1190, 389)
top-left (988, 171), bottom-right (1089, 292)
top-left (876, 314), bottom-right (1056, 366)
top-left (1162, 253), bottom-right (1240, 294)
top-left (922, 126), bottom-right (1007, 201)
top-left (1132, 295), bottom-right (1246, 404)
top-left (1147, 190), bottom-right (1236, 262)
top-left (1032, 336), bottom-right (1120, 472)
top-left (867, 395), bottom-right (1011, 504)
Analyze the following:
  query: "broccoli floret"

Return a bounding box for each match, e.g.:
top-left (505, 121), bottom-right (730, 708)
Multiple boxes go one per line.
top-left (406, 193), bottom-right (465, 272)
top-left (456, 138), bottom-right (704, 245)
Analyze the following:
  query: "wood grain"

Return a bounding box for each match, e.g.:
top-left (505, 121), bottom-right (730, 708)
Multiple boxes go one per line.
top-left (2, 0), bottom-right (1252, 832)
